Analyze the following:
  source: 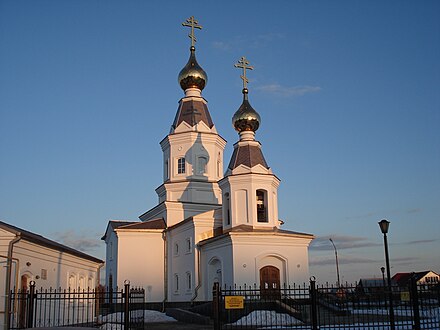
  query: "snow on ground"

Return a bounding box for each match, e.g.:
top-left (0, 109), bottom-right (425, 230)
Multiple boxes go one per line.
top-left (100, 309), bottom-right (177, 329)
top-left (229, 308), bottom-right (439, 329)
top-left (230, 310), bottom-right (303, 326)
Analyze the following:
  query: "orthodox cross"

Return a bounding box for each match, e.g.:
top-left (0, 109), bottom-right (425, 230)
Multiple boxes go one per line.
top-left (182, 16), bottom-right (202, 47)
top-left (184, 106), bottom-right (202, 126)
top-left (234, 56), bottom-right (254, 90)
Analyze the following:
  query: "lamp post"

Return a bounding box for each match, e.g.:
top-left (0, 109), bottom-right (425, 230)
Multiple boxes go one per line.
top-left (329, 238), bottom-right (340, 287)
top-left (379, 219), bottom-right (395, 329)
top-left (381, 266), bottom-right (387, 308)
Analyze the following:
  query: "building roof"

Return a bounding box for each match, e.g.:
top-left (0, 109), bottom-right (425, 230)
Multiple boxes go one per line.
top-left (0, 220), bottom-right (104, 264)
top-left (198, 224), bottom-right (314, 246)
top-left (117, 218), bottom-right (166, 230)
top-left (392, 271), bottom-right (438, 286)
top-left (358, 278), bottom-right (385, 287)
top-left (102, 219), bottom-right (166, 240)
top-left (228, 143), bottom-right (269, 170)
top-left (173, 98), bottom-right (213, 129)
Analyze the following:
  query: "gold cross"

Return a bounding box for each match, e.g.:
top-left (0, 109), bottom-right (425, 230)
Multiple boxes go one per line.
top-left (182, 16), bottom-right (202, 47)
top-left (234, 56), bottom-right (254, 89)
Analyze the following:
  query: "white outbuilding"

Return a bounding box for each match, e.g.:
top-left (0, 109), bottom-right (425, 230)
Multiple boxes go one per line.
top-left (0, 220), bottom-right (104, 329)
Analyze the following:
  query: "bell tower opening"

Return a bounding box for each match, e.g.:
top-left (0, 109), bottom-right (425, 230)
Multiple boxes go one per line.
top-left (256, 189), bottom-right (268, 222)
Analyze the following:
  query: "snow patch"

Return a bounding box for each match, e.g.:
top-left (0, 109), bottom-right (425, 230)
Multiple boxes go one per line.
top-left (231, 310), bottom-right (302, 326)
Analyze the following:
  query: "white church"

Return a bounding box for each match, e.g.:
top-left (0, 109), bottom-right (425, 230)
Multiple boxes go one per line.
top-left (102, 17), bottom-right (314, 303)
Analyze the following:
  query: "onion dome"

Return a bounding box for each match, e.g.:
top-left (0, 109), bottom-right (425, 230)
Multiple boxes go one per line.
top-left (232, 88), bottom-right (260, 132)
top-left (178, 46), bottom-right (207, 91)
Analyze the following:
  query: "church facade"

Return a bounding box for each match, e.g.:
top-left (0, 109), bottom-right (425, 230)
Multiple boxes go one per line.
top-left (102, 17), bottom-right (314, 303)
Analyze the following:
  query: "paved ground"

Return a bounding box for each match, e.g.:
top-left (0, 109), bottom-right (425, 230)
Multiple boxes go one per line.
top-left (145, 322), bottom-right (213, 329)
top-left (31, 324), bottom-right (213, 330)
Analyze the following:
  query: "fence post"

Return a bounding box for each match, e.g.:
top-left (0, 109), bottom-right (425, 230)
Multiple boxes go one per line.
top-left (124, 280), bottom-right (130, 330)
top-left (26, 281), bottom-right (36, 328)
top-left (309, 277), bottom-right (318, 330)
top-left (410, 275), bottom-right (421, 330)
top-left (212, 282), bottom-right (220, 330)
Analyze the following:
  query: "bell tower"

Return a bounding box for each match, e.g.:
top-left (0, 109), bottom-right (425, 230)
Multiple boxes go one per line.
top-left (219, 57), bottom-right (280, 231)
top-left (141, 17), bottom-right (226, 226)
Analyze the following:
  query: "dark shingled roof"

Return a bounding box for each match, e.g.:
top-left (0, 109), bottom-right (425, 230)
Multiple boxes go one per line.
top-left (228, 144), bottom-right (269, 170)
top-left (173, 98), bottom-right (214, 129)
top-left (0, 220), bottom-right (104, 264)
top-left (118, 218), bottom-right (166, 230)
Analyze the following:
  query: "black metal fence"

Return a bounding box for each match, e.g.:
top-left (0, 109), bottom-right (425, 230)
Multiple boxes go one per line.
top-left (213, 278), bottom-right (440, 329)
top-left (8, 281), bottom-right (145, 329)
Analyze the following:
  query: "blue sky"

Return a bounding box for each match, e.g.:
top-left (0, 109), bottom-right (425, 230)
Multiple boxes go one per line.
top-left (1, 0), bottom-right (439, 284)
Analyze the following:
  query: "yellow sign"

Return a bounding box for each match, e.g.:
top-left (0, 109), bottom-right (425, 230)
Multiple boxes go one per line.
top-left (401, 291), bottom-right (410, 302)
top-left (225, 296), bottom-right (244, 309)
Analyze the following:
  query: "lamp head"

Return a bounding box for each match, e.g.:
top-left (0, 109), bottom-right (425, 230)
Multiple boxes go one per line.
top-left (378, 219), bottom-right (390, 234)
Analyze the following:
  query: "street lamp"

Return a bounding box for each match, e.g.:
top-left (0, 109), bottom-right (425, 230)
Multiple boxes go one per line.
top-left (329, 238), bottom-right (340, 287)
top-left (380, 266), bottom-right (386, 286)
top-left (381, 266), bottom-right (387, 308)
top-left (378, 219), bottom-right (395, 329)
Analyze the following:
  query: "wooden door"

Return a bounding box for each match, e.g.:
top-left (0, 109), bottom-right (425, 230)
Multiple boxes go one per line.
top-left (260, 266), bottom-right (281, 300)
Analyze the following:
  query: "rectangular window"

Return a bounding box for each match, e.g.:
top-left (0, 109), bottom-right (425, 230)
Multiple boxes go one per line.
top-left (177, 157), bottom-right (186, 174)
top-left (41, 269), bottom-right (47, 280)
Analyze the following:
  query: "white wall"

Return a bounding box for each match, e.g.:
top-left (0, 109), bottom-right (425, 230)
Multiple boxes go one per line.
top-left (116, 230), bottom-right (165, 302)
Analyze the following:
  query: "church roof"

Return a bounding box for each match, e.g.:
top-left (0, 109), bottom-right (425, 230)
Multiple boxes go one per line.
top-left (198, 224), bottom-right (314, 246)
top-left (118, 218), bottom-right (166, 230)
top-left (0, 220), bottom-right (104, 264)
top-left (228, 143), bottom-right (269, 170)
top-left (172, 98), bottom-right (214, 129)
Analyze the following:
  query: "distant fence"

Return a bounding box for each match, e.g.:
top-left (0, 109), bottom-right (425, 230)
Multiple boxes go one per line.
top-left (8, 281), bottom-right (144, 329)
top-left (213, 277), bottom-right (440, 329)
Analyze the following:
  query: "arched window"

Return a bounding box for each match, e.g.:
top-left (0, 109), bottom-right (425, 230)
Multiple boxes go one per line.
top-left (177, 157), bottom-right (186, 174)
top-left (217, 153), bottom-right (222, 177)
top-left (186, 272), bottom-right (192, 290)
top-left (256, 190), bottom-right (268, 222)
top-left (225, 193), bottom-right (231, 225)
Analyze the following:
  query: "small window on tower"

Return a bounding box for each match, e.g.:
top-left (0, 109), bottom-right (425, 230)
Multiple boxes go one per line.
top-left (177, 157), bottom-right (186, 174)
top-left (164, 160), bottom-right (169, 180)
top-left (256, 190), bottom-right (268, 222)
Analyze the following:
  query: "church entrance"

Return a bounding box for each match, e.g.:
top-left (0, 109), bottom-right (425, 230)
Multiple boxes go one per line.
top-left (259, 266), bottom-right (281, 300)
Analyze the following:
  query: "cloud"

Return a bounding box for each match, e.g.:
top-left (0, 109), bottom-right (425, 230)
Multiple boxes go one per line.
top-left (211, 41), bottom-right (230, 51)
top-left (256, 84), bottom-right (321, 97)
top-left (404, 239), bottom-right (438, 245)
top-left (211, 33), bottom-right (285, 52)
top-left (310, 255), bottom-right (376, 266)
top-left (52, 230), bottom-right (101, 253)
top-left (406, 208), bottom-right (422, 214)
top-left (345, 207), bottom-right (421, 220)
top-left (310, 235), bottom-right (379, 251)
